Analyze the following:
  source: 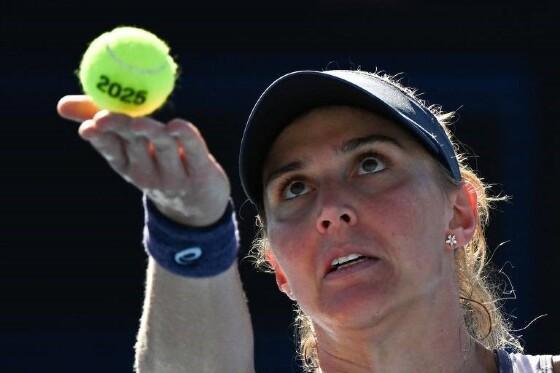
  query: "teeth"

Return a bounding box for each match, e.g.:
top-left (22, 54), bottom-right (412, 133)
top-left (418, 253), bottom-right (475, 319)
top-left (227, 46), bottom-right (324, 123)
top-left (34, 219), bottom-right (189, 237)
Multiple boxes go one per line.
top-left (331, 253), bottom-right (362, 267)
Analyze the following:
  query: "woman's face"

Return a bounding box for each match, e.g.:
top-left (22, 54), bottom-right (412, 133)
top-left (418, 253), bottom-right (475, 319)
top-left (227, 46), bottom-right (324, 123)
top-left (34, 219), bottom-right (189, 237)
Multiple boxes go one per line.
top-left (262, 106), bottom-right (462, 332)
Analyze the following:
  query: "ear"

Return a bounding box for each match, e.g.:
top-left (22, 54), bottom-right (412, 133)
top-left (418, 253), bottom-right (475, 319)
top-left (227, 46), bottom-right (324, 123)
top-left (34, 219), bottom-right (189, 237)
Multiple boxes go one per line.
top-left (447, 182), bottom-right (477, 248)
top-left (266, 251), bottom-right (295, 300)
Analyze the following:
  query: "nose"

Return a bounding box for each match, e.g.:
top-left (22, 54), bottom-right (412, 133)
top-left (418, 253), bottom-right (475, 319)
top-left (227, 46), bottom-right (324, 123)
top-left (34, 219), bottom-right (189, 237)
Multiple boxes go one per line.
top-left (316, 199), bottom-right (358, 234)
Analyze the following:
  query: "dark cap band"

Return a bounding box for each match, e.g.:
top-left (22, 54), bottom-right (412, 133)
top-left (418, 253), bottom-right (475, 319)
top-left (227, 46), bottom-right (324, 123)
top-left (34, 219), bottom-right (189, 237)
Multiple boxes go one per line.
top-left (239, 70), bottom-right (461, 208)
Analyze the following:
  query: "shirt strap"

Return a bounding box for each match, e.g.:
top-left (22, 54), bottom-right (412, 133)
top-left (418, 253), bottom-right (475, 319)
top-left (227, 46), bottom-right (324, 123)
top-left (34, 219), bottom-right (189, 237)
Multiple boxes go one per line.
top-left (495, 349), bottom-right (513, 373)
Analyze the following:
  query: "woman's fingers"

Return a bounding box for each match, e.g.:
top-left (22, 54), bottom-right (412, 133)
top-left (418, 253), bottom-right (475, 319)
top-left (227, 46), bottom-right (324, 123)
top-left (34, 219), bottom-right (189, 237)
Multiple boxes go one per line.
top-left (64, 101), bottom-right (231, 225)
top-left (73, 107), bottom-right (216, 199)
top-left (91, 110), bottom-right (135, 140)
top-left (166, 118), bottom-right (210, 173)
top-left (78, 110), bottom-right (129, 140)
top-left (57, 95), bottom-right (100, 122)
top-left (78, 113), bottom-right (138, 177)
top-left (81, 120), bottom-right (129, 174)
top-left (129, 117), bottom-right (188, 187)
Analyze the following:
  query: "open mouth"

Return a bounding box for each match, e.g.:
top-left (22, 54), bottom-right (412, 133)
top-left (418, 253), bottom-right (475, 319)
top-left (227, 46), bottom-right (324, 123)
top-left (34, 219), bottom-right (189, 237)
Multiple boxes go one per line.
top-left (328, 253), bottom-right (374, 273)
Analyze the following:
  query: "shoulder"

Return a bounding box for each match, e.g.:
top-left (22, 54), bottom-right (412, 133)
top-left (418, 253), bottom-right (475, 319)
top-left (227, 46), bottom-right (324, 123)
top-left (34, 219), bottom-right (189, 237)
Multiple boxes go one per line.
top-left (553, 355), bottom-right (560, 373)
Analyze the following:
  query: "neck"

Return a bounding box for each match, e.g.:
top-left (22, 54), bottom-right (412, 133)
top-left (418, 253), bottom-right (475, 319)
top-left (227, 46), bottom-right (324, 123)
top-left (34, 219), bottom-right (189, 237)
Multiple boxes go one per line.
top-left (313, 287), bottom-right (497, 373)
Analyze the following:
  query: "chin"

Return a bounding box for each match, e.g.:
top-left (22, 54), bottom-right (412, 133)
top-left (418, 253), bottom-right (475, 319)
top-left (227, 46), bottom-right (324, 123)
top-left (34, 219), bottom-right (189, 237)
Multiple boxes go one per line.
top-left (317, 282), bottom-right (395, 330)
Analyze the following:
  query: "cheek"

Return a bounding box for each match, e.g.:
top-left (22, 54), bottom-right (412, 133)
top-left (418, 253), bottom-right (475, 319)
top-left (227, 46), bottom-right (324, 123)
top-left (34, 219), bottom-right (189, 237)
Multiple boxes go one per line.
top-left (267, 219), bottom-right (314, 272)
top-left (267, 222), bottom-right (319, 302)
top-left (358, 175), bottom-right (448, 269)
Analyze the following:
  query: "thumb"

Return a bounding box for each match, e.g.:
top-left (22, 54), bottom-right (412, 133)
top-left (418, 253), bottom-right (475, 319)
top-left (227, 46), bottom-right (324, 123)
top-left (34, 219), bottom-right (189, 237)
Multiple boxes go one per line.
top-left (57, 95), bottom-right (100, 122)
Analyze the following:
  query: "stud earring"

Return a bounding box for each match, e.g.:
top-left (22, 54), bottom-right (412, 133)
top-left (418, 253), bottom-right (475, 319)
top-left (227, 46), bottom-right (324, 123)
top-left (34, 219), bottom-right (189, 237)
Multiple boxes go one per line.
top-left (445, 234), bottom-right (457, 250)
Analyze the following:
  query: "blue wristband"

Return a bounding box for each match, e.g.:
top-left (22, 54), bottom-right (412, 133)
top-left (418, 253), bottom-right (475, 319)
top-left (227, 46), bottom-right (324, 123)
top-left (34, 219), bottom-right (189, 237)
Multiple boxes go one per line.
top-left (142, 195), bottom-right (239, 277)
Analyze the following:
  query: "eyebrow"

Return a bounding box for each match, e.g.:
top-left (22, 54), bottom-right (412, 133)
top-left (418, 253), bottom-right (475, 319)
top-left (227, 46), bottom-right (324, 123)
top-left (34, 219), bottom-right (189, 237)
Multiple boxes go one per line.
top-left (264, 134), bottom-right (401, 188)
top-left (339, 134), bottom-right (401, 154)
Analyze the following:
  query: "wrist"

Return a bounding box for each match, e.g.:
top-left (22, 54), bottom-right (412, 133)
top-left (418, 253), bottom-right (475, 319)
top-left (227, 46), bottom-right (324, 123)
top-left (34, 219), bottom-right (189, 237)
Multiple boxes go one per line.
top-left (153, 201), bottom-right (227, 227)
top-left (142, 194), bottom-right (239, 277)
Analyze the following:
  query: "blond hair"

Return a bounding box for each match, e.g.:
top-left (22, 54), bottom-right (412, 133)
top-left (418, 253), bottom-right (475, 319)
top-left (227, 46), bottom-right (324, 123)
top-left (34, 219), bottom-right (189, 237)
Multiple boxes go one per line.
top-left (248, 70), bottom-right (522, 372)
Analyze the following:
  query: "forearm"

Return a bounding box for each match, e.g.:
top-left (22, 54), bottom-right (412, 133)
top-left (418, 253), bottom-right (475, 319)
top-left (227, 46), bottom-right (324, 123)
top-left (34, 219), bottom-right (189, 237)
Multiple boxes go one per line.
top-left (135, 258), bottom-right (254, 373)
top-left (57, 97), bottom-right (251, 372)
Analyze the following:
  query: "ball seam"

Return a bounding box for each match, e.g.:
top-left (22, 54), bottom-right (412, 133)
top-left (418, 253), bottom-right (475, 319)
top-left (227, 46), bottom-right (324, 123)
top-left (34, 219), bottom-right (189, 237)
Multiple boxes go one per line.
top-left (105, 45), bottom-right (169, 75)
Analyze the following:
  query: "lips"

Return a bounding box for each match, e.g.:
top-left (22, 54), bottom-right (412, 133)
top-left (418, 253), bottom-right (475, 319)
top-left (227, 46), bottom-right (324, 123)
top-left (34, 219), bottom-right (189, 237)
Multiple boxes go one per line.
top-left (329, 253), bottom-right (367, 272)
top-left (323, 247), bottom-right (380, 278)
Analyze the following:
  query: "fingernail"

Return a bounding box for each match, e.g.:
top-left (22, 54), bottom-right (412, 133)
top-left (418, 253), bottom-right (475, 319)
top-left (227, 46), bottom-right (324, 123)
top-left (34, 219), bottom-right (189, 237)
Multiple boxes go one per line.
top-left (93, 110), bottom-right (112, 120)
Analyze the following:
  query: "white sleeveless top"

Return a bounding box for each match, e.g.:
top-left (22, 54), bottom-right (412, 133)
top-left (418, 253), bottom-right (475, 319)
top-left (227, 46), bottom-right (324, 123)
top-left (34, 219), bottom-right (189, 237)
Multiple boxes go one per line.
top-left (496, 349), bottom-right (554, 373)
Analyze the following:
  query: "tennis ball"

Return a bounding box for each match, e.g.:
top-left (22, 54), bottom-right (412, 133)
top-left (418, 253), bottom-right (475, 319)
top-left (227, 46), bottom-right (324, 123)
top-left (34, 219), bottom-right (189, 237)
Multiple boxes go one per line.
top-left (78, 26), bottom-right (177, 117)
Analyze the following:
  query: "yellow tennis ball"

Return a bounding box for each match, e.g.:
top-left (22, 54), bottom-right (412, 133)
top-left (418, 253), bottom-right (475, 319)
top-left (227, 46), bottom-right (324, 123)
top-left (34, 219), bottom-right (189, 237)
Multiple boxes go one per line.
top-left (78, 26), bottom-right (178, 117)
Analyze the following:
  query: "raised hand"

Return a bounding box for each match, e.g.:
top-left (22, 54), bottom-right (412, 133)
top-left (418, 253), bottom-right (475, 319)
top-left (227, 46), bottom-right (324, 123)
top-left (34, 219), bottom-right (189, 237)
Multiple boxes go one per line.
top-left (57, 95), bottom-right (231, 227)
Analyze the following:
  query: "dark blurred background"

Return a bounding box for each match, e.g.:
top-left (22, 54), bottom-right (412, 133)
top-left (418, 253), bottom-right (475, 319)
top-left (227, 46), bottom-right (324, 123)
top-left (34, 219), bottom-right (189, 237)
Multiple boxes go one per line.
top-left (1, 0), bottom-right (559, 371)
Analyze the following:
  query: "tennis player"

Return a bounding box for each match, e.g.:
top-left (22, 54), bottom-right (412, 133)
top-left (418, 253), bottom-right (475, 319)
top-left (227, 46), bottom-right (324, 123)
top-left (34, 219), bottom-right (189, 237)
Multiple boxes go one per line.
top-left (58, 69), bottom-right (559, 372)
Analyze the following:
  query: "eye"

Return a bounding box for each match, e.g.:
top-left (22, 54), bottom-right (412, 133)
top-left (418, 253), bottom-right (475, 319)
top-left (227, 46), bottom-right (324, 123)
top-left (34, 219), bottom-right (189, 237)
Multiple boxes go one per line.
top-left (357, 154), bottom-right (386, 175)
top-left (281, 179), bottom-right (310, 200)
